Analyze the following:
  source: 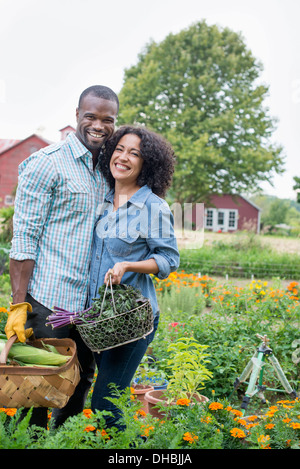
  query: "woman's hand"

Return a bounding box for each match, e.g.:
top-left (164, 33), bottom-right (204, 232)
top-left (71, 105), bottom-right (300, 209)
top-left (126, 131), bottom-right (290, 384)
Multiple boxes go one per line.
top-left (104, 262), bottom-right (127, 285)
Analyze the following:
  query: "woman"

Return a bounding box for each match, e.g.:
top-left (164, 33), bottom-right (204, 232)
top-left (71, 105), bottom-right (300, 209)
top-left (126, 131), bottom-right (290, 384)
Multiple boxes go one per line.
top-left (88, 125), bottom-right (180, 429)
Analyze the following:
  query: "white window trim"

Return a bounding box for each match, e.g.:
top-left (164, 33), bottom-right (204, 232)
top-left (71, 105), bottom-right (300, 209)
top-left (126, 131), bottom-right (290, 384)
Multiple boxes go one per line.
top-left (205, 208), bottom-right (238, 232)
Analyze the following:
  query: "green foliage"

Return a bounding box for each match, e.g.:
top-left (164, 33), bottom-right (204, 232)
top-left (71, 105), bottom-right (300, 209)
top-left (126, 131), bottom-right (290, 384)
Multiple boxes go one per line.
top-left (118, 20), bottom-right (284, 203)
top-left (0, 408), bottom-right (46, 449)
top-left (0, 207), bottom-right (14, 243)
top-left (164, 337), bottom-right (212, 402)
top-left (178, 235), bottom-right (300, 278)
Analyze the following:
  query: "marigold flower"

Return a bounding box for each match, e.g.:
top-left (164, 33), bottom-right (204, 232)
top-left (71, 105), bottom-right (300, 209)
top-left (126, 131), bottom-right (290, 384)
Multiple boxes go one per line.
top-left (141, 425), bottom-right (154, 437)
top-left (258, 434), bottom-right (271, 448)
top-left (183, 432), bottom-right (199, 444)
top-left (83, 409), bottom-right (92, 418)
top-left (0, 408), bottom-right (17, 416)
top-left (265, 423), bottom-right (275, 429)
top-left (84, 425), bottom-right (96, 432)
top-left (230, 428), bottom-right (246, 438)
top-left (176, 398), bottom-right (191, 406)
top-left (282, 418), bottom-right (291, 423)
top-left (290, 422), bottom-right (300, 429)
top-left (209, 402), bottom-right (223, 411)
top-left (228, 408), bottom-right (243, 417)
top-left (0, 307), bottom-right (8, 313)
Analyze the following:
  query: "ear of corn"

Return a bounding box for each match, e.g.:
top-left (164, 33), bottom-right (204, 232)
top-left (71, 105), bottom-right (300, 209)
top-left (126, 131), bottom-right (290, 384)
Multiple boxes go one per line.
top-left (0, 337), bottom-right (69, 367)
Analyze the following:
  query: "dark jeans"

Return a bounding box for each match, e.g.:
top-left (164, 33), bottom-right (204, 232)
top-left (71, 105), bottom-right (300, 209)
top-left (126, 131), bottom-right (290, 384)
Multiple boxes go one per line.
top-left (23, 294), bottom-right (95, 429)
top-left (92, 315), bottom-right (159, 430)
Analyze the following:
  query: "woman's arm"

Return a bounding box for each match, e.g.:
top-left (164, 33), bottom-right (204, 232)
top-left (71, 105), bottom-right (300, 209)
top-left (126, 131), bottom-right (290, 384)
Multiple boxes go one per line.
top-left (104, 259), bottom-right (159, 285)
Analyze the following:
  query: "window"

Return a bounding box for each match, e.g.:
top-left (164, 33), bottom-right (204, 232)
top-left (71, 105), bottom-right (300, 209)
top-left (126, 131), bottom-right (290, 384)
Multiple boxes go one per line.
top-left (217, 211), bottom-right (224, 226)
top-left (228, 211), bottom-right (236, 228)
top-left (206, 209), bottom-right (213, 227)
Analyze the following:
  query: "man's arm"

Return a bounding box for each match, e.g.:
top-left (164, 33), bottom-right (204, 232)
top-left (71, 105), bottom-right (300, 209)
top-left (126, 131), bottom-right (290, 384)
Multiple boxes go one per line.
top-left (10, 258), bottom-right (35, 304)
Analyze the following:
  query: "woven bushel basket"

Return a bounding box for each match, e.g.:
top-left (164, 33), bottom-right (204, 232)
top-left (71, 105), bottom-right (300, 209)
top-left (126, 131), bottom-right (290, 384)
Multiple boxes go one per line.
top-left (0, 337), bottom-right (80, 408)
top-left (77, 301), bottom-right (154, 353)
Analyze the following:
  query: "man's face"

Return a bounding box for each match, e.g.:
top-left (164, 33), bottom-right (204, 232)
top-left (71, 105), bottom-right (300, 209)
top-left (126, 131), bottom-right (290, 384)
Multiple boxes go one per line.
top-left (75, 94), bottom-right (118, 155)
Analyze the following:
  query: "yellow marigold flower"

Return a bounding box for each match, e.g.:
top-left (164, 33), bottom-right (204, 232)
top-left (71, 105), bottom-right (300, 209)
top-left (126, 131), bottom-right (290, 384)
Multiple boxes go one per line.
top-left (176, 398), bottom-right (191, 406)
top-left (230, 428), bottom-right (246, 438)
top-left (209, 402), bottom-right (224, 410)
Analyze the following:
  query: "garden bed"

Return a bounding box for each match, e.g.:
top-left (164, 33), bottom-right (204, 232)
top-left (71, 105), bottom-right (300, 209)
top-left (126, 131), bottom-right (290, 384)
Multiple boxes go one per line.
top-left (0, 272), bottom-right (299, 449)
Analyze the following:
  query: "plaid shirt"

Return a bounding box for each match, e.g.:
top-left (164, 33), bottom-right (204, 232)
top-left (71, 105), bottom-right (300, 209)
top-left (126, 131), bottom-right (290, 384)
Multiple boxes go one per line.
top-left (10, 132), bottom-right (106, 311)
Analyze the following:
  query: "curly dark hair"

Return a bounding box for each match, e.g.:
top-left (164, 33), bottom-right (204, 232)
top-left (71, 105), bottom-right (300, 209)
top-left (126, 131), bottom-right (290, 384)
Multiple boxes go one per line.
top-left (100, 125), bottom-right (176, 198)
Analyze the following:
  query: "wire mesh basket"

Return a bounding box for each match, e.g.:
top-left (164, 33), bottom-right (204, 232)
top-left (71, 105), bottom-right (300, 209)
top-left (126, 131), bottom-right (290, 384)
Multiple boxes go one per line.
top-left (77, 279), bottom-right (154, 352)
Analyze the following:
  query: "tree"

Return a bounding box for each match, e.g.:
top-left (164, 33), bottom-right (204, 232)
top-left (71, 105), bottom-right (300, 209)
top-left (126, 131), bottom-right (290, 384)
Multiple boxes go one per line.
top-left (118, 21), bottom-right (284, 204)
top-left (293, 176), bottom-right (300, 203)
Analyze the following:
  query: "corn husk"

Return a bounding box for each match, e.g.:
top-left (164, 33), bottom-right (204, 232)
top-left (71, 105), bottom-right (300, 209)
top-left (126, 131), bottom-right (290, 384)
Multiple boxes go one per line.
top-left (0, 336), bottom-right (69, 367)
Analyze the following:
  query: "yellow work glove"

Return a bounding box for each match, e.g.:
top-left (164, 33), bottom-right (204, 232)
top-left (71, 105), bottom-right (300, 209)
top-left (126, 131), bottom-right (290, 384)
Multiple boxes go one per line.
top-left (5, 302), bottom-right (34, 343)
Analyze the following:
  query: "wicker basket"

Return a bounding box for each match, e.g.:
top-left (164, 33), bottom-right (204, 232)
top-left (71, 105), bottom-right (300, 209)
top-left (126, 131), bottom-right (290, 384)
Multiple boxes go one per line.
top-left (77, 280), bottom-right (154, 353)
top-left (0, 335), bottom-right (80, 408)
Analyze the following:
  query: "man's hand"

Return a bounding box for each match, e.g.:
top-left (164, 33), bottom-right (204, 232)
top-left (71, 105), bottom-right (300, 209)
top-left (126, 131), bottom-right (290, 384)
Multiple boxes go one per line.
top-left (5, 302), bottom-right (34, 343)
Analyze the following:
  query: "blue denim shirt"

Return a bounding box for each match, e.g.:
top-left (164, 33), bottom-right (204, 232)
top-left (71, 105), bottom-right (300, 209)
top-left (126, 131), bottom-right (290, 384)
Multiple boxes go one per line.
top-left (88, 185), bottom-right (180, 317)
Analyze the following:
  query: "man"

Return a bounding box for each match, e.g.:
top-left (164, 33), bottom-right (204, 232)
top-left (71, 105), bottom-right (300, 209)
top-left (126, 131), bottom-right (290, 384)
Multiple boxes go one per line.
top-left (5, 85), bottom-right (119, 428)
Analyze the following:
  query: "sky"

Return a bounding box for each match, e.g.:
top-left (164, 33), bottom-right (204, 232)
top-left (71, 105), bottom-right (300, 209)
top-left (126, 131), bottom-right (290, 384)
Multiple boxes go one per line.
top-left (0, 0), bottom-right (299, 200)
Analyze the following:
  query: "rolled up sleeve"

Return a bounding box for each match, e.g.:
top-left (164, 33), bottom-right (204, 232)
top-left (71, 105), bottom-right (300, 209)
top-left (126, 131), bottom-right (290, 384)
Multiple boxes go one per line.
top-left (146, 202), bottom-right (180, 279)
top-left (10, 155), bottom-right (55, 261)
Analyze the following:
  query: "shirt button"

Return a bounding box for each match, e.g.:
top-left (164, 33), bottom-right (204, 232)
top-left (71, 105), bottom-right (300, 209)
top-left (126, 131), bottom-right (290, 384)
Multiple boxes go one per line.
top-left (120, 232), bottom-right (126, 237)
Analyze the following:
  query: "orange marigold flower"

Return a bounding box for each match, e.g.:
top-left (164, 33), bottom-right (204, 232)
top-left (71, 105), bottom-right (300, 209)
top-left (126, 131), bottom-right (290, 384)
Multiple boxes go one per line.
top-left (209, 402), bottom-right (223, 410)
top-left (0, 408), bottom-right (17, 416)
top-left (0, 307), bottom-right (8, 313)
top-left (290, 422), bottom-right (300, 429)
top-left (183, 432), bottom-right (199, 444)
top-left (176, 398), bottom-right (191, 406)
top-left (265, 423), bottom-right (275, 429)
top-left (83, 409), bottom-right (93, 418)
top-left (230, 428), bottom-right (246, 439)
top-left (229, 408), bottom-right (243, 417)
top-left (283, 418), bottom-right (292, 424)
top-left (258, 434), bottom-right (271, 448)
top-left (84, 425), bottom-right (96, 432)
top-left (141, 425), bottom-right (154, 437)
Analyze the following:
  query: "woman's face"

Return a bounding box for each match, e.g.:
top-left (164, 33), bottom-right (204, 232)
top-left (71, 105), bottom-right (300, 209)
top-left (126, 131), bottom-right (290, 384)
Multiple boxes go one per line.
top-left (110, 133), bottom-right (143, 186)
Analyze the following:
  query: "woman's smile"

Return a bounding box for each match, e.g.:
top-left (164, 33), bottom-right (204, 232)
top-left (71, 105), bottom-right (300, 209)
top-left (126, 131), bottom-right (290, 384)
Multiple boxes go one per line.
top-left (110, 134), bottom-right (144, 185)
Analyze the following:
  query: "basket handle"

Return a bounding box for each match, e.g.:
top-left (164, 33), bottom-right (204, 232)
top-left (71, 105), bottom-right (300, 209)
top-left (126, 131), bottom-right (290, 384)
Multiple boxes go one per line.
top-left (0, 334), bottom-right (18, 364)
top-left (99, 272), bottom-right (118, 318)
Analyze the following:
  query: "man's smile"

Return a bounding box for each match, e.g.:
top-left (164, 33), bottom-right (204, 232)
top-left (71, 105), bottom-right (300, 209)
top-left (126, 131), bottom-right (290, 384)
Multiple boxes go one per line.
top-left (87, 130), bottom-right (106, 139)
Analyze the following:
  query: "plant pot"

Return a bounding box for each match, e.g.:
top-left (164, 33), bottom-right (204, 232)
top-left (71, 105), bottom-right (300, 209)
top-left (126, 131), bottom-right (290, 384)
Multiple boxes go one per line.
top-left (145, 389), bottom-right (209, 419)
top-left (133, 377), bottom-right (168, 390)
top-left (131, 384), bottom-right (154, 413)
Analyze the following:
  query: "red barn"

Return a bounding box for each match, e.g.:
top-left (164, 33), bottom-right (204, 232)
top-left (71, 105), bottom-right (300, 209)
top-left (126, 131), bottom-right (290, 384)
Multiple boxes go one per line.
top-left (0, 126), bottom-right (75, 208)
top-left (204, 194), bottom-right (261, 234)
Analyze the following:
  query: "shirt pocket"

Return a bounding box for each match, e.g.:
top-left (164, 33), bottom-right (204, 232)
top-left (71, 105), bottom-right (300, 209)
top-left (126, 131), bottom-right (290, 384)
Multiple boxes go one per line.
top-left (67, 180), bottom-right (90, 212)
top-left (107, 234), bottom-right (139, 258)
